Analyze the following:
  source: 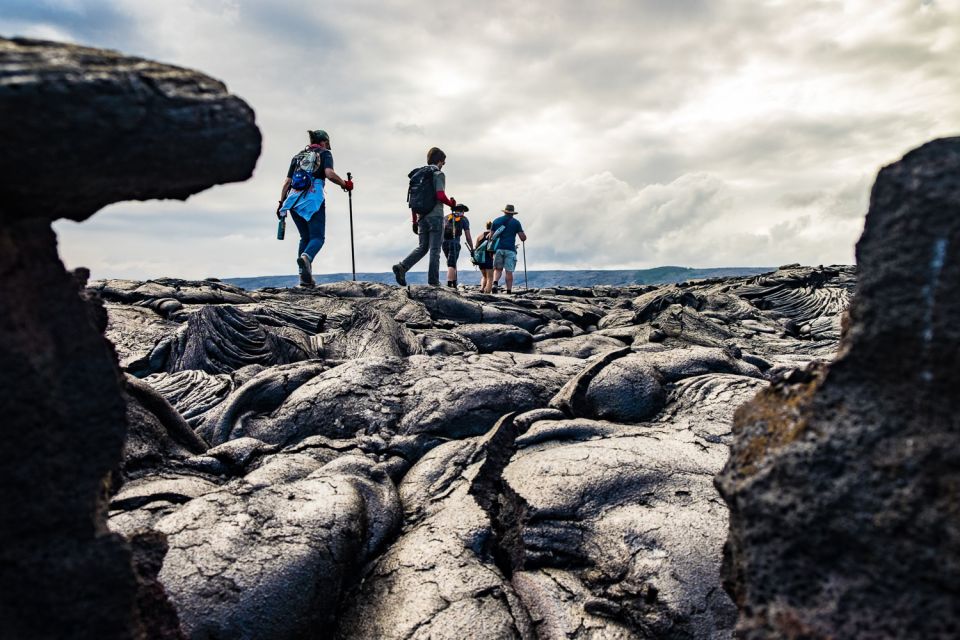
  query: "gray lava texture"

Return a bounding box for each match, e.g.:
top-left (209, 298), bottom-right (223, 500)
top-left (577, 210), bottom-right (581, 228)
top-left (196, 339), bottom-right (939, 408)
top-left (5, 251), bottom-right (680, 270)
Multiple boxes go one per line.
top-left (101, 259), bottom-right (854, 639)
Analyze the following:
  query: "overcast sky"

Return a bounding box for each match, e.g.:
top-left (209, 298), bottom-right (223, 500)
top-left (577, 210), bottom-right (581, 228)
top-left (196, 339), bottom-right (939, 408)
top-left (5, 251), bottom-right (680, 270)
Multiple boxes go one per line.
top-left (5, 0), bottom-right (959, 279)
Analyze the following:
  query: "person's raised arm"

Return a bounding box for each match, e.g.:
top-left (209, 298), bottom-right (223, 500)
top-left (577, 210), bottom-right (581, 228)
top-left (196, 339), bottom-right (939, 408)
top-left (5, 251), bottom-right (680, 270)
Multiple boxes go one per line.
top-left (435, 190), bottom-right (456, 208)
top-left (324, 167), bottom-right (353, 191)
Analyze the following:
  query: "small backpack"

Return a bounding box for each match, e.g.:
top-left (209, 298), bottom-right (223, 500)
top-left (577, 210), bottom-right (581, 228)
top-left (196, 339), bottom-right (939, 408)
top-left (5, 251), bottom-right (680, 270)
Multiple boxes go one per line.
top-left (488, 223), bottom-right (507, 252)
top-left (443, 214), bottom-right (464, 240)
top-left (407, 166), bottom-right (438, 215)
top-left (473, 234), bottom-right (490, 263)
top-left (290, 149), bottom-right (323, 191)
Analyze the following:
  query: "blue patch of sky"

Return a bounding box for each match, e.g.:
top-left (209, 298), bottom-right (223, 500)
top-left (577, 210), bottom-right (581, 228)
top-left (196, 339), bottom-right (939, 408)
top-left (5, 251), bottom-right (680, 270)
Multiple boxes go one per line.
top-left (2, 0), bottom-right (138, 50)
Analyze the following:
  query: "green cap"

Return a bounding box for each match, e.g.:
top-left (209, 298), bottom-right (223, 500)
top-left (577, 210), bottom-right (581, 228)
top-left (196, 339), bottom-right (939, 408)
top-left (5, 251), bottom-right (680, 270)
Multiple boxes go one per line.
top-left (308, 129), bottom-right (331, 148)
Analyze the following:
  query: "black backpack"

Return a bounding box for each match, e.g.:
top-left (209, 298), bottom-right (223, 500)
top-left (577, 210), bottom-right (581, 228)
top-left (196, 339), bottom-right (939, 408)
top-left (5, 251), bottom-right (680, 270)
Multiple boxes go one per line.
top-left (407, 166), bottom-right (438, 215)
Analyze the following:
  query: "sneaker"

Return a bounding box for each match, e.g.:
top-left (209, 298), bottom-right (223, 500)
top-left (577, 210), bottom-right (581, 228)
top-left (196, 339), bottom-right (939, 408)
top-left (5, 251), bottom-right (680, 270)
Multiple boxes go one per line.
top-left (492, 283), bottom-right (500, 294)
top-left (392, 264), bottom-right (407, 286)
top-left (297, 253), bottom-right (314, 287)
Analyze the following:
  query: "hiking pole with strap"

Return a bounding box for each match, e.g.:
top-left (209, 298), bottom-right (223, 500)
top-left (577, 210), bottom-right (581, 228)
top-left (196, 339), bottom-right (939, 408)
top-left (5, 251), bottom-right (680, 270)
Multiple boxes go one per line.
top-left (522, 240), bottom-right (528, 291)
top-left (346, 171), bottom-right (356, 281)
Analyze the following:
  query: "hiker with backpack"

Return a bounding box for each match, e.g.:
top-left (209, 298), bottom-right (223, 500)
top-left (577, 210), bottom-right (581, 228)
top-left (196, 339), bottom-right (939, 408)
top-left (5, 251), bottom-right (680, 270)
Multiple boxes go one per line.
top-left (392, 147), bottom-right (457, 287)
top-left (442, 204), bottom-right (474, 289)
top-left (490, 204), bottom-right (527, 294)
top-left (278, 129), bottom-right (353, 287)
top-left (472, 220), bottom-right (496, 293)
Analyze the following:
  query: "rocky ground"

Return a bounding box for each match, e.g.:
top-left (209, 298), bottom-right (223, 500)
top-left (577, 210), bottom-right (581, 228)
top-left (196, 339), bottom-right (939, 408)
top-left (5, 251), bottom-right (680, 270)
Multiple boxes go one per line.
top-left (99, 265), bottom-right (854, 639)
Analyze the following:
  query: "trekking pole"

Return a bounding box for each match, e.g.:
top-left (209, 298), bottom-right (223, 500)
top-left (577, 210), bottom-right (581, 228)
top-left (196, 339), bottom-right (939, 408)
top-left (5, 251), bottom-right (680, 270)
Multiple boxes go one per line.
top-left (522, 240), bottom-right (528, 291)
top-left (346, 171), bottom-right (356, 281)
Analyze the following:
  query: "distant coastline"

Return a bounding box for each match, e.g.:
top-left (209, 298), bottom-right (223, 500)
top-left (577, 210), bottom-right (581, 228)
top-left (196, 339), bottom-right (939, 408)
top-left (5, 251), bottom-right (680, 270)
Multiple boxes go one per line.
top-left (224, 266), bottom-right (776, 290)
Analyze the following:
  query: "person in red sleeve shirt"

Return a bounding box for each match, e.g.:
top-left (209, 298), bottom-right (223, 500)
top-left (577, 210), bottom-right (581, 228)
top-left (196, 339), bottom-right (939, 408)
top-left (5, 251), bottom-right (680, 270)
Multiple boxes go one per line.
top-left (393, 147), bottom-right (456, 287)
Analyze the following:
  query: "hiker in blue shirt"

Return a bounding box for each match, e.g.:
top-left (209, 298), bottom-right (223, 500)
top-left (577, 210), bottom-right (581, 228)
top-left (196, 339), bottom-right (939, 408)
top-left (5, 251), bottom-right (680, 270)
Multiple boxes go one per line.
top-left (278, 129), bottom-right (353, 287)
top-left (490, 204), bottom-right (527, 294)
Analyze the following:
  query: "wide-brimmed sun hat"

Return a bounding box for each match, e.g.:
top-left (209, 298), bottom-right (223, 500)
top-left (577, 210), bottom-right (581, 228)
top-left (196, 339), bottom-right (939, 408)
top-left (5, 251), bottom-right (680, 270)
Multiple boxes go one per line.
top-left (502, 204), bottom-right (517, 214)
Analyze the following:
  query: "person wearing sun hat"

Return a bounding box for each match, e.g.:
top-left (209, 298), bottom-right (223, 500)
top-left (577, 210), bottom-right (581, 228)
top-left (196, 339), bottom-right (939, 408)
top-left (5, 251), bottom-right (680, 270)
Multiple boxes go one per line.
top-left (489, 204), bottom-right (527, 294)
top-left (278, 129), bottom-right (353, 287)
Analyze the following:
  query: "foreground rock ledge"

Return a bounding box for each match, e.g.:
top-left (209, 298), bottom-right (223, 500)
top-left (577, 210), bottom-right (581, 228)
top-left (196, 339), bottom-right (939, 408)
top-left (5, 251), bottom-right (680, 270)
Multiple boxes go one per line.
top-left (716, 137), bottom-right (960, 639)
top-left (0, 37), bottom-right (262, 222)
top-left (0, 38), bottom-right (260, 639)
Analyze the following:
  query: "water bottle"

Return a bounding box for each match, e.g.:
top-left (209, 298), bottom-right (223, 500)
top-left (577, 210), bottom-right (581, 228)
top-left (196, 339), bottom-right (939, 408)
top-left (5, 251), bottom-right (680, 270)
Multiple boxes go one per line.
top-left (277, 214), bottom-right (286, 240)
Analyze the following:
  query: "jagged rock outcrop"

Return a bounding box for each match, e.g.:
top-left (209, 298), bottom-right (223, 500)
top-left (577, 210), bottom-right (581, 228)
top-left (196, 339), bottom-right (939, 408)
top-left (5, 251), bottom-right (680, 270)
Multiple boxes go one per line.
top-left (0, 37), bottom-right (259, 639)
top-left (716, 137), bottom-right (960, 638)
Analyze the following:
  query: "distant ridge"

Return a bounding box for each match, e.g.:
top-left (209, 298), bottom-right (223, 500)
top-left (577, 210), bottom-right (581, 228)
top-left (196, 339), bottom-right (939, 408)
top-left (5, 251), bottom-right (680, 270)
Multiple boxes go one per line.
top-left (224, 266), bottom-right (774, 290)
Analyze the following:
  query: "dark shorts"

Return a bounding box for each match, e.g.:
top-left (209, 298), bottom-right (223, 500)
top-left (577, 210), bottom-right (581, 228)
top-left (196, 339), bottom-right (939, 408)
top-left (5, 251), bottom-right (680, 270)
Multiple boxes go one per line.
top-left (441, 239), bottom-right (461, 267)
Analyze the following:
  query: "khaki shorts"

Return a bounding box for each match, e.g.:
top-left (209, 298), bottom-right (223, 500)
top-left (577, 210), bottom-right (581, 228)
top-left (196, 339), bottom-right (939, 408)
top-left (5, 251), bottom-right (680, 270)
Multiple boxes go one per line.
top-left (493, 249), bottom-right (517, 271)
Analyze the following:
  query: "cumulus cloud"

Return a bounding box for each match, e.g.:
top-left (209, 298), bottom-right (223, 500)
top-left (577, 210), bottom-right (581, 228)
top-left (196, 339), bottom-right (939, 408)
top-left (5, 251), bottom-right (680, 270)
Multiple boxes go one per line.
top-left (2, 0), bottom-right (955, 278)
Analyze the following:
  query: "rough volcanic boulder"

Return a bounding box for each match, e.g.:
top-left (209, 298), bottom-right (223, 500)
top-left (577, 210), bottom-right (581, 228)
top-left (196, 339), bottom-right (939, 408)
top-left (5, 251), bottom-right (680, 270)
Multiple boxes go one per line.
top-left (415, 328), bottom-right (480, 355)
top-left (716, 137), bottom-right (960, 638)
top-left (143, 370), bottom-right (235, 427)
top-left (335, 416), bottom-right (535, 640)
top-left (453, 323), bottom-right (534, 353)
top-left (411, 287), bottom-right (544, 331)
top-left (0, 39), bottom-right (261, 221)
top-left (500, 369), bottom-right (768, 639)
top-left (208, 352), bottom-right (585, 448)
top-left (105, 304), bottom-right (183, 371)
top-left (155, 455), bottom-right (400, 640)
top-left (154, 305), bottom-right (315, 374)
top-left (316, 304), bottom-right (422, 360)
top-left (551, 345), bottom-right (762, 424)
top-left (0, 37), bottom-right (259, 639)
top-left (121, 375), bottom-right (209, 480)
top-left (533, 333), bottom-right (627, 359)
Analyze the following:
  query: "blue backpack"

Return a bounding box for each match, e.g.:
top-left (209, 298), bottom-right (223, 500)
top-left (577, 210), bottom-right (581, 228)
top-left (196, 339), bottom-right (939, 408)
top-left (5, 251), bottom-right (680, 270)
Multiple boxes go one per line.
top-left (488, 223), bottom-right (507, 251)
top-left (290, 149), bottom-right (323, 191)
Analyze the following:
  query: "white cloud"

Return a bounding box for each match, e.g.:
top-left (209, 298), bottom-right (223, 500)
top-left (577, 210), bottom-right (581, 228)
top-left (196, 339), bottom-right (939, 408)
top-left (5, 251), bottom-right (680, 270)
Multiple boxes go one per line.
top-left (5, 0), bottom-right (957, 278)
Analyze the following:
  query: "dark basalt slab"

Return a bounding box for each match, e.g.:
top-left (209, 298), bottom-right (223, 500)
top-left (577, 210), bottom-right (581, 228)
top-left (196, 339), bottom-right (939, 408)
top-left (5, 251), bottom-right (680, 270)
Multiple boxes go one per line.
top-left (716, 137), bottom-right (960, 639)
top-left (0, 38), bottom-right (261, 222)
top-left (0, 37), bottom-right (260, 640)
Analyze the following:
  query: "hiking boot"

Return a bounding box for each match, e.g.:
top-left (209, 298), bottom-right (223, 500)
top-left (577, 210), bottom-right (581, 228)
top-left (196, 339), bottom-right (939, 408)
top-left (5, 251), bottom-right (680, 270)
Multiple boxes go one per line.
top-left (492, 283), bottom-right (500, 294)
top-left (297, 253), bottom-right (314, 287)
top-left (392, 264), bottom-right (407, 286)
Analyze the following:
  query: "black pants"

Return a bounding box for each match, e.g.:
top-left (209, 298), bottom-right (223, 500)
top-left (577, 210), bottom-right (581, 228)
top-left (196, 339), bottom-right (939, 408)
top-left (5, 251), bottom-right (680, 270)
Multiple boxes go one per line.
top-left (442, 239), bottom-right (461, 268)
